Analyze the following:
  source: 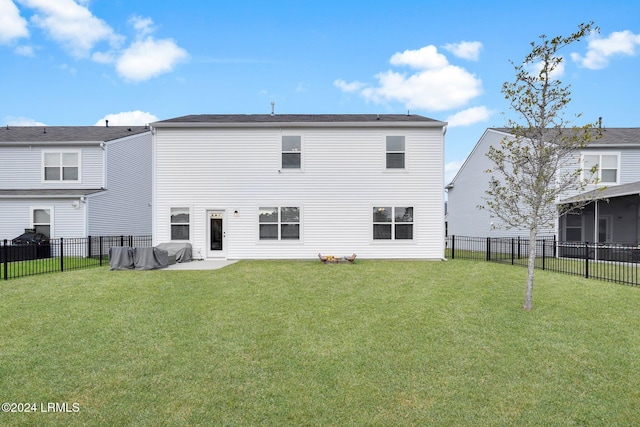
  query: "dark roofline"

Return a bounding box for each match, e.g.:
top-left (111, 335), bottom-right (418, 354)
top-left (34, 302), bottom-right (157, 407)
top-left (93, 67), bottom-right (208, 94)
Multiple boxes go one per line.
top-left (0, 126), bottom-right (151, 144)
top-left (0, 189), bottom-right (105, 198)
top-left (153, 114), bottom-right (446, 128)
top-left (488, 127), bottom-right (640, 146)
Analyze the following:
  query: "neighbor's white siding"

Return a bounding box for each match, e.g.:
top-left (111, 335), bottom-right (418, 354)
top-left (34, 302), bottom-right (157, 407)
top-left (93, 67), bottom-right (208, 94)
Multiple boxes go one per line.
top-left (153, 126), bottom-right (444, 259)
top-left (87, 132), bottom-right (152, 236)
top-left (0, 145), bottom-right (104, 189)
top-left (0, 198), bottom-right (86, 241)
top-left (447, 129), bottom-right (558, 238)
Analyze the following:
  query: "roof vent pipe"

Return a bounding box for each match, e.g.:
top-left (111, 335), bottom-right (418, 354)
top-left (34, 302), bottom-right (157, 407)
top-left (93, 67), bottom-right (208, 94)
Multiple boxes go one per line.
top-left (270, 101), bottom-right (275, 116)
top-left (105, 119), bottom-right (109, 128)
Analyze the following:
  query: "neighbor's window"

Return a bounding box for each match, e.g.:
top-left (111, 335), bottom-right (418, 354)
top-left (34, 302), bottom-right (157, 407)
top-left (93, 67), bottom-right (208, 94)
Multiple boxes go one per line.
top-left (386, 136), bottom-right (405, 169)
top-left (33, 208), bottom-right (51, 237)
top-left (282, 136), bottom-right (301, 169)
top-left (170, 208), bottom-right (189, 240)
top-left (373, 206), bottom-right (413, 240)
top-left (43, 151), bottom-right (79, 181)
top-left (259, 207), bottom-right (300, 240)
top-left (583, 154), bottom-right (618, 184)
top-left (564, 213), bottom-right (582, 242)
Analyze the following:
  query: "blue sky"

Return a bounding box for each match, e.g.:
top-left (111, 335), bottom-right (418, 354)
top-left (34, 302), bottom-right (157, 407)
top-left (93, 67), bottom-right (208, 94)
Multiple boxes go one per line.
top-left (2, 0), bottom-right (640, 183)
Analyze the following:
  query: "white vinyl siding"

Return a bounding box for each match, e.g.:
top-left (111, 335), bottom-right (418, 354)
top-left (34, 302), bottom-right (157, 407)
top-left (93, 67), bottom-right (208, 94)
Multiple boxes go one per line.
top-left (0, 146), bottom-right (103, 189)
top-left (86, 132), bottom-right (152, 236)
top-left (153, 126), bottom-right (444, 259)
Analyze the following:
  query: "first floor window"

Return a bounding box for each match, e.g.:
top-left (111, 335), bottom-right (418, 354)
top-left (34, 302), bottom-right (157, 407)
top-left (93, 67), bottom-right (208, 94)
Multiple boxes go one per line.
top-left (33, 208), bottom-right (51, 237)
top-left (564, 213), bottom-right (582, 242)
top-left (259, 207), bottom-right (300, 240)
top-left (44, 151), bottom-right (79, 181)
top-left (373, 206), bottom-right (413, 240)
top-left (171, 208), bottom-right (189, 240)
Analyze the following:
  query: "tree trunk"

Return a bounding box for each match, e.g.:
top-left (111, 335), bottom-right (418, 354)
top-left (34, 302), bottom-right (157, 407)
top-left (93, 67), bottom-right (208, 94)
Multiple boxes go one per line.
top-left (524, 227), bottom-right (538, 311)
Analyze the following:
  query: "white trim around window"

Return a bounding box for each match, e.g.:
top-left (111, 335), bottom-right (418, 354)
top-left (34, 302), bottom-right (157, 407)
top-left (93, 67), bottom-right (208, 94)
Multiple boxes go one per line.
top-left (384, 135), bottom-right (408, 172)
top-left (41, 149), bottom-right (81, 183)
top-left (581, 152), bottom-right (620, 185)
top-left (258, 206), bottom-right (302, 241)
top-left (31, 206), bottom-right (53, 238)
top-left (281, 135), bottom-right (303, 172)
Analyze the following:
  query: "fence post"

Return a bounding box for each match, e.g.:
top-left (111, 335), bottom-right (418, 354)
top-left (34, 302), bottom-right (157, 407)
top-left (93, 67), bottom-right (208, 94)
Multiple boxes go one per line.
top-left (542, 238), bottom-right (546, 270)
top-left (451, 235), bottom-right (455, 259)
top-left (517, 236), bottom-right (521, 259)
top-left (88, 235), bottom-right (92, 259)
top-left (584, 241), bottom-right (589, 279)
top-left (60, 238), bottom-right (64, 272)
top-left (553, 235), bottom-right (557, 258)
top-left (99, 236), bottom-right (103, 266)
top-left (511, 238), bottom-right (515, 265)
top-left (486, 237), bottom-right (491, 262)
top-left (2, 239), bottom-right (7, 280)
top-left (120, 235), bottom-right (124, 247)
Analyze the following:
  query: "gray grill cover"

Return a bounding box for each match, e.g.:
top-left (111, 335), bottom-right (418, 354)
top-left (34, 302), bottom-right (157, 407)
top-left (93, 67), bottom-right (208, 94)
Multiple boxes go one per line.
top-left (156, 242), bottom-right (192, 263)
top-left (133, 247), bottom-right (169, 270)
top-left (109, 247), bottom-right (134, 270)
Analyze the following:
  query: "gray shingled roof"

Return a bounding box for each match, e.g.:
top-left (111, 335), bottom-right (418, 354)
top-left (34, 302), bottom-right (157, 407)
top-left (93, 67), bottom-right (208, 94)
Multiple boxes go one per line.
top-left (155, 114), bottom-right (442, 124)
top-left (0, 126), bottom-right (150, 143)
top-left (489, 127), bottom-right (640, 146)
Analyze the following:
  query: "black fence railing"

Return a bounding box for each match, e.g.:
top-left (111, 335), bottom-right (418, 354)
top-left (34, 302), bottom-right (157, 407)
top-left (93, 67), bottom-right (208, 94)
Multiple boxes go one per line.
top-left (1, 235), bottom-right (152, 280)
top-left (446, 235), bottom-right (640, 287)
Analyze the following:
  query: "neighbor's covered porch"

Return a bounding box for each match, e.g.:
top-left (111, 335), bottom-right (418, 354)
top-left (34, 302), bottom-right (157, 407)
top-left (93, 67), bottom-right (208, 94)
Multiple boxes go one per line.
top-left (558, 181), bottom-right (640, 245)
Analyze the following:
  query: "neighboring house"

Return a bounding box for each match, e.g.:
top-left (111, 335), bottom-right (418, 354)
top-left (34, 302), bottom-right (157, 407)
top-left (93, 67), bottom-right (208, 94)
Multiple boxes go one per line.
top-left (0, 125), bottom-right (152, 241)
top-left (446, 127), bottom-right (640, 244)
top-left (151, 114), bottom-right (447, 260)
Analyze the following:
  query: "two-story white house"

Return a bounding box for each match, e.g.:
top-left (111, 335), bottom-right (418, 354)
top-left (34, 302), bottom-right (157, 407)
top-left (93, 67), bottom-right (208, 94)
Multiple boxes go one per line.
top-left (446, 127), bottom-right (640, 245)
top-left (151, 114), bottom-right (447, 260)
top-left (0, 125), bottom-right (152, 241)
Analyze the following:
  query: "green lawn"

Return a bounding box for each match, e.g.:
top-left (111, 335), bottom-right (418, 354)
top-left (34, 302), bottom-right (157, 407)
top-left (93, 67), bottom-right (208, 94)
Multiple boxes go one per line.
top-left (1, 260), bottom-right (639, 426)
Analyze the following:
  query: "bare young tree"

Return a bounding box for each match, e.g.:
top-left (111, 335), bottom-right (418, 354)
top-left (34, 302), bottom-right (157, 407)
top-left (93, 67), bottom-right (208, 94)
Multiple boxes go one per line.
top-left (482, 22), bottom-right (601, 310)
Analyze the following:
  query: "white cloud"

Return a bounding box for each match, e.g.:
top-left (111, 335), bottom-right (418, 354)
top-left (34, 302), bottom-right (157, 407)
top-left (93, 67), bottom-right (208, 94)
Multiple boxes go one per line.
top-left (19, 0), bottom-right (122, 58)
top-left (526, 57), bottom-right (566, 80)
top-left (14, 44), bottom-right (34, 56)
top-left (4, 116), bottom-right (46, 126)
top-left (571, 30), bottom-right (640, 70)
top-left (445, 160), bottom-right (464, 185)
top-left (116, 37), bottom-right (188, 82)
top-left (0, 0), bottom-right (29, 44)
top-left (8, 2), bottom-right (188, 82)
top-left (442, 41), bottom-right (483, 61)
top-left (333, 79), bottom-right (366, 92)
top-left (336, 45), bottom-right (482, 112)
top-left (390, 45), bottom-right (449, 69)
top-left (445, 106), bottom-right (492, 127)
top-left (94, 110), bottom-right (158, 126)
top-left (130, 15), bottom-right (154, 37)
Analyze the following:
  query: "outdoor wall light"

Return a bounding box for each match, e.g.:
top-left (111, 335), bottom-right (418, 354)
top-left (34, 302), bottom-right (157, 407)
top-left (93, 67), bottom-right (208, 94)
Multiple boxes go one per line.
top-left (234, 210), bottom-right (240, 217)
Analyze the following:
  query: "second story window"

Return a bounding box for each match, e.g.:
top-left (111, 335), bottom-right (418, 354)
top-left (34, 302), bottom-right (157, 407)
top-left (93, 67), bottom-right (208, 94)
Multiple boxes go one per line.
top-left (583, 154), bottom-right (618, 184)
top-left (386, 136), bottom-right (405, 169)
top-left (282, 136), bottom-right (301, 169)
top-left (43, 151), bottom-right (79, 181)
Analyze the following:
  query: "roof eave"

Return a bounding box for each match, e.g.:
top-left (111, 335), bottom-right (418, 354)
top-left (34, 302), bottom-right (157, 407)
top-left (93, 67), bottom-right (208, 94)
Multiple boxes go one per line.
top-left (151, 121), bottom-right (447, 129)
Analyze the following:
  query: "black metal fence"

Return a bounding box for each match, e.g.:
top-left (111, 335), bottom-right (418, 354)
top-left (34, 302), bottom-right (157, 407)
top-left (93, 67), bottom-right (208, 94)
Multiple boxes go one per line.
top-left (446, 235), bottom-right (640, 287)
top-left (1, 235), bottom-right (152, 280)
